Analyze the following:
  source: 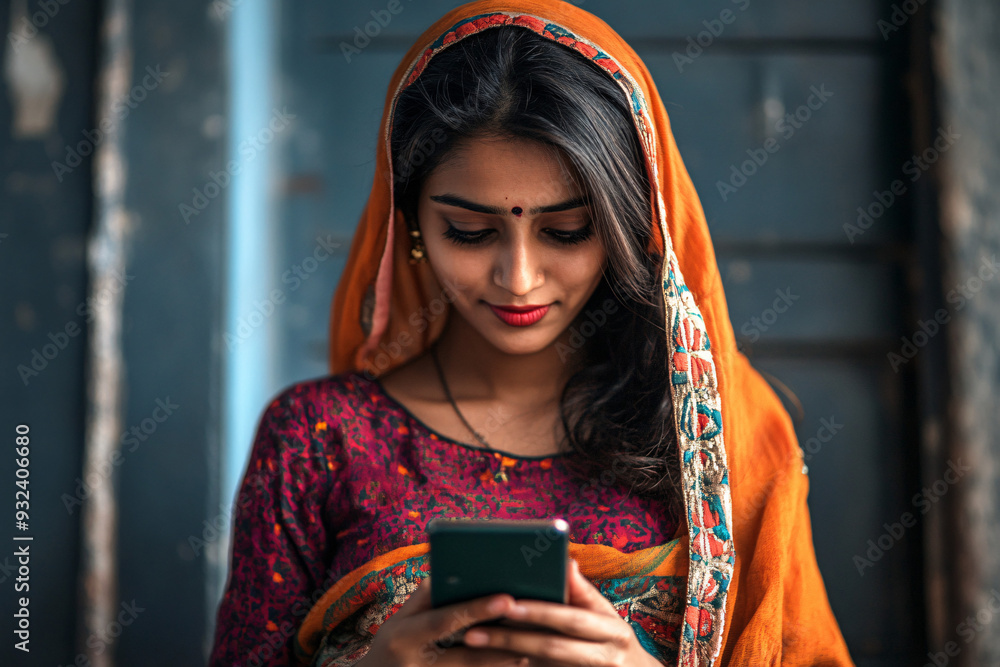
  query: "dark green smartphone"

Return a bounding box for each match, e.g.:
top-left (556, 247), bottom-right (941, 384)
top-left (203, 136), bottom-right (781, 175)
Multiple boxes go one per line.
top-left (427, 518), bottom-right (570, 640)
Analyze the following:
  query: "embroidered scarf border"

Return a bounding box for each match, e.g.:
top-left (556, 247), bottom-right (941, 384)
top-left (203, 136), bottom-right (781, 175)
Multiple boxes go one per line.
top-left (372, 11), bottom-right (737, 666)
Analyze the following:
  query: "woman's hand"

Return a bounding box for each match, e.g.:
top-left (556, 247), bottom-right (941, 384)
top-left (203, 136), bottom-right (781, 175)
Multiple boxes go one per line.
top-left (459, 558), bottom-right (662, 667)
top-left (356, 574), bottom-right (530, 666)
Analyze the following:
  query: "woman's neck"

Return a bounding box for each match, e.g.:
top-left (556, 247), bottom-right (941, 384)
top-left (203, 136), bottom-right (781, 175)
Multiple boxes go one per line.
top-left (432, 315), bottom-right (584, 406)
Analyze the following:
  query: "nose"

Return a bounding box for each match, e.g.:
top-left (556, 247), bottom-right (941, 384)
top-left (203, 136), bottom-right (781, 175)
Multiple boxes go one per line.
top-left (494, 232), bottom-right (544, 297)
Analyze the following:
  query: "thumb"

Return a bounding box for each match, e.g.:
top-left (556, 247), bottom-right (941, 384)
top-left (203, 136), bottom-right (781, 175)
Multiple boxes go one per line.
top-left (567, 558), bottom-right (615, 613)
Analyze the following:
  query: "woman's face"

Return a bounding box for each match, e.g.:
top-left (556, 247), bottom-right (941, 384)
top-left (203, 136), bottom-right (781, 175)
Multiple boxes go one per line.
top-left (413, 135), bottom-right (607, 356)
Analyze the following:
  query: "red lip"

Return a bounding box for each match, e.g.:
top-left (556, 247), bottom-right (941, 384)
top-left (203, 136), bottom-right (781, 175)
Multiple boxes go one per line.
top-left (487, 303), bottom-right (551, 326)
top-left (491, 304), bottom-right (549, 312)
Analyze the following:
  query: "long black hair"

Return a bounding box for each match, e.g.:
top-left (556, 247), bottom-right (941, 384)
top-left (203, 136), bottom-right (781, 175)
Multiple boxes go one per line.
top-left (390, 25), bottom-right (682, 520)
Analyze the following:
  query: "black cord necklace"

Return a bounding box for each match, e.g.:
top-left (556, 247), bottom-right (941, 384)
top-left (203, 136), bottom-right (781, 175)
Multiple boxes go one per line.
top-left (429, 342), bottom-right (494, 452)
top-left (430, 343), bottom-right (511, 483)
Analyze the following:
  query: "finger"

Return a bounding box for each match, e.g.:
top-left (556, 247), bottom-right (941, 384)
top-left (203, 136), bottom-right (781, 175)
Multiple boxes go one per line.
top-left (567, 558), bottom-right (619, 616)
top-left (462, 625), bottom-right (615, 665)
top-left (422, 592), bottom-right (517, 644)
top-left (493, 601), bottom-right (624, 643)
top-left (431, 645), bottom-right (529, 666)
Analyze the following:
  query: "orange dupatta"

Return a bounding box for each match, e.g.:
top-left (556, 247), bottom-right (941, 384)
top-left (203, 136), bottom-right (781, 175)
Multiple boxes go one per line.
top-left (298, 1), bottom-right (855, 665)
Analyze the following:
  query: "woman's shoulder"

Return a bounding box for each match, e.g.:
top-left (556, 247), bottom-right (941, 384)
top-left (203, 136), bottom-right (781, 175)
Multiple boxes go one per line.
top-left (263, 370), bottom-right (381, 417)
top-left (245, 372), bottom-right (391, 479)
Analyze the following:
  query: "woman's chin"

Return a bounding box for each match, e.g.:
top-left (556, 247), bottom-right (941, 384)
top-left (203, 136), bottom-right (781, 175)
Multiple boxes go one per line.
top-left (479, 327), bottom-right (566, 357)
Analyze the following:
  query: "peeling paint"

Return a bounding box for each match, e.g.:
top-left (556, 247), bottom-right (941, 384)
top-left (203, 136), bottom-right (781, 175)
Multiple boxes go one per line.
top-left (77, 0), bottom-right (134, 664)
top-left (3, 0), bottom-right (66, 137)
top-left (935, 0), bottom-right (1000, 662)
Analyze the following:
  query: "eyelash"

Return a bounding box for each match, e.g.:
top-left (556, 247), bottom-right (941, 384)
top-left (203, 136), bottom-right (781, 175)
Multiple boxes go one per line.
top-left (442, 223), bottom-right (595, 246)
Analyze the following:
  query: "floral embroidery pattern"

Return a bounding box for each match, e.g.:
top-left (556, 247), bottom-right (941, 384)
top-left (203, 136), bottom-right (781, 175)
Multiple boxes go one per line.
top-left (386, 12), bottom-right (736, 666)
top-left (208, 372), bottom-right (680, 666)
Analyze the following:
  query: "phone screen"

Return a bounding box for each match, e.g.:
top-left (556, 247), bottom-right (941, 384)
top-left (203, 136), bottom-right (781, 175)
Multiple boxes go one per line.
top-left (428, 517), bottom-right (570, 607)
top-left (427, 518), bottom-right (570, 644)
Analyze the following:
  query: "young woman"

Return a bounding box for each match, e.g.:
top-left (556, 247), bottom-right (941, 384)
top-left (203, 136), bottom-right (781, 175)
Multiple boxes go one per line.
top-left (209, 2), bottom-right (854, 666)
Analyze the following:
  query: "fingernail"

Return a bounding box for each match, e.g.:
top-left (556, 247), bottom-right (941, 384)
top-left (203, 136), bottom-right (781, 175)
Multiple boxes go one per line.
top-left (487, 596), bottom-right (508, 613)
top-left (508, 603), bottom-right (528, 617)
top-left (464, 629), bottom-right (489, 645)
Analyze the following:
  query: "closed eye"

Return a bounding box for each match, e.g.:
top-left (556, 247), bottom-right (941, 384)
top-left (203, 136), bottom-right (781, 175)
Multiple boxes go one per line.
top-left (545, 224), bottom-right (594, 245)
top-left (442, 224), bottom-right (493, 245)
top-left (442, 222), bottom-right (594, 246)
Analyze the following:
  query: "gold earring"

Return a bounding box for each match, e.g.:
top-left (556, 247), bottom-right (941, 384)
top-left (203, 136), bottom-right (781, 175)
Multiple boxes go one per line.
top-left (408, 228), bottom-right (427, 264)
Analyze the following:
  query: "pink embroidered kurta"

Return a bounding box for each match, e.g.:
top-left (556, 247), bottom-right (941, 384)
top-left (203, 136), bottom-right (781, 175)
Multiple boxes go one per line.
top-left (209, 372), bottom-right (680, 666)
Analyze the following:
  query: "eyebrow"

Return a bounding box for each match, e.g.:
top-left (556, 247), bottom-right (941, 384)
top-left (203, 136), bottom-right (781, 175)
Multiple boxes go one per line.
top-left (429, 193), bottom-right (590, 215)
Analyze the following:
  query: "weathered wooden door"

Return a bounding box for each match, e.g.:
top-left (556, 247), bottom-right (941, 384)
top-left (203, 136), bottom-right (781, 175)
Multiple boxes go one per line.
top-left (227, 2), bottom-right (927, 663)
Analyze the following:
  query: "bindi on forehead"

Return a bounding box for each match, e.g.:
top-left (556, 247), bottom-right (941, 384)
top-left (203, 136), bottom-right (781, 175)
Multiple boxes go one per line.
top-left (511, 206), bottom-right (523, 216)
